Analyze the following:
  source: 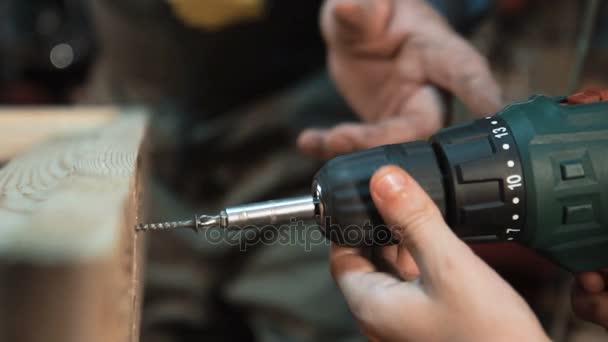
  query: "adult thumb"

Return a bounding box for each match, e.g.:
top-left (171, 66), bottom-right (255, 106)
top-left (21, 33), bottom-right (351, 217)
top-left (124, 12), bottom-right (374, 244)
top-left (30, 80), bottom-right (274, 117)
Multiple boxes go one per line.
top-left (370, 165), bottom-right (462, 277)
top-left (322, 0), bottom-right (392, 46)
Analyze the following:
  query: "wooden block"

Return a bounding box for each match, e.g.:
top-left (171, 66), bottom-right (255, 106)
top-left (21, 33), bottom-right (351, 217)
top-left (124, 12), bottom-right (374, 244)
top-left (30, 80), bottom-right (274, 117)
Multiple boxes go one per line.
top-left (0, 111), bottom-right (147, 342)
top-left (0, 107), bottom-right (117, 161)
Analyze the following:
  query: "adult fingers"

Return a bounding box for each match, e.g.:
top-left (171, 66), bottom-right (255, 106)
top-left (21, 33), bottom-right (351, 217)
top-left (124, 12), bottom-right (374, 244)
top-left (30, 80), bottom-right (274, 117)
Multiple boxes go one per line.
top-left (379, 245), bottom-right (420, 281)
top-left (577, 272), bottom-right (606, 294)
top-left (571, 284), bottom-right (608, 328)
top-left (370, 165), bottom-right (467, 283)
top-left (330, 244), bottom-right (376, 279)
top-left (322, 0), bottom-right (392, 47)
top-left (330, 244), bottom-right (407, 321)
top-left (421, 34), bottom-right (503, 115)
top-left (297, 115), bottom-right (435, 160)
top-left (297, 128), bottom-right (329, 159)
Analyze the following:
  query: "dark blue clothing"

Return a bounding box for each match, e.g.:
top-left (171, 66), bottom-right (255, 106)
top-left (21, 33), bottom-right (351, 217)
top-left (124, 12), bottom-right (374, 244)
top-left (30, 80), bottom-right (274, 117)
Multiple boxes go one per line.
top-left (428, 0), bottom-right (494, 35)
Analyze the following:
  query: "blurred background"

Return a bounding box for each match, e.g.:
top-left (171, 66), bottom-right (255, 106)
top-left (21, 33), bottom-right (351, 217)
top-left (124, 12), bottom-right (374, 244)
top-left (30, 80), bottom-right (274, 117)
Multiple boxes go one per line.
top-left (1, 0), bottom-right (608, 341)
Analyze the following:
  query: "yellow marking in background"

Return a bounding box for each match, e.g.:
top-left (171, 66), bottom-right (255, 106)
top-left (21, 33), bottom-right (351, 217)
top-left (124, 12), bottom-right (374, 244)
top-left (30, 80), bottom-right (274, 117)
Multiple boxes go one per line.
top-left (168, 0), bottom-right (264, 30)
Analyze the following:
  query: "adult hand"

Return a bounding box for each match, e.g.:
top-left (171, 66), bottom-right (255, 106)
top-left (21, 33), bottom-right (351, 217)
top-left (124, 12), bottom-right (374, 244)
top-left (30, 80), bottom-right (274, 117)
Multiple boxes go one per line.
top-left (572, 271), bottom-right (608, 328)
top-left (330, 166), bottom-right (548, 341)
top-left (299, 0), bottom-right (502, 159)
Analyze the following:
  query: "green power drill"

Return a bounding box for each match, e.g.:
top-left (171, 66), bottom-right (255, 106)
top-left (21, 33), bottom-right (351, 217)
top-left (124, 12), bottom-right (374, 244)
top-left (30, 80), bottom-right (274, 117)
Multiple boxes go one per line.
top-left (138, 90), bottom-right (608, 272)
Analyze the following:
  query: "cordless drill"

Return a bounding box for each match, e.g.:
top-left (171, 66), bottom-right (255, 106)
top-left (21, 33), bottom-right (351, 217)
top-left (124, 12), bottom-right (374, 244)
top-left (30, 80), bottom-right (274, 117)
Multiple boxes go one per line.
top-left (138, 90), bottom-right (608, 272)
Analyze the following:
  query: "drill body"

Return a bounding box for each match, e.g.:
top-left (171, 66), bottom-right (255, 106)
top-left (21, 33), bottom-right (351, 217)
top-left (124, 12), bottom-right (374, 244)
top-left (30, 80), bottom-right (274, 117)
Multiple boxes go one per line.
top-left (314, 93), bottom-right (608, 272)
top-left (505, 94), bottom-right (608, 271)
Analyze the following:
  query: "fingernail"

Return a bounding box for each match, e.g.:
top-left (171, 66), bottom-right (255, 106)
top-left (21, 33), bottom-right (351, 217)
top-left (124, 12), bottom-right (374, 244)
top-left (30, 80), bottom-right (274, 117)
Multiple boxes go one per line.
top-left (374, 169), bottom-right (407, 201)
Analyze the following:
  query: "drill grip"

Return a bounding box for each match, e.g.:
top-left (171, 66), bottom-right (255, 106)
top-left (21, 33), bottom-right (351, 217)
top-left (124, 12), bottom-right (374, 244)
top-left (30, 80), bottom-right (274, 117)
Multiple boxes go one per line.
top-left (313, 142), bottom-right (446, 246)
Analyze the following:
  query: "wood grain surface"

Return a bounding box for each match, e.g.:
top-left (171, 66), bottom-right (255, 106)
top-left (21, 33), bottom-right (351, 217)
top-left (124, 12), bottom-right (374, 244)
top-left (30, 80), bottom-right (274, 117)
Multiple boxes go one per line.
top-left (0, 107), bottom-right (117, 161)
top-left (0, 110), bottom-right (147, 342)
